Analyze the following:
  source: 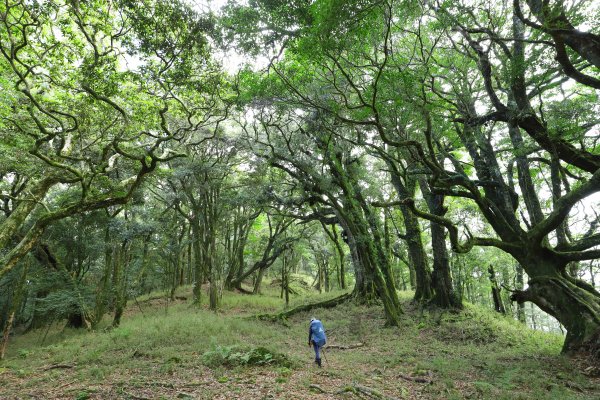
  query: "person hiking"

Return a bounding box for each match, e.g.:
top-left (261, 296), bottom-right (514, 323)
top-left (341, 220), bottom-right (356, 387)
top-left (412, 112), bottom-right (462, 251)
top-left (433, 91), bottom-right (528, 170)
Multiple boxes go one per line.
top-left (308, 317), bottom-right (327, 367)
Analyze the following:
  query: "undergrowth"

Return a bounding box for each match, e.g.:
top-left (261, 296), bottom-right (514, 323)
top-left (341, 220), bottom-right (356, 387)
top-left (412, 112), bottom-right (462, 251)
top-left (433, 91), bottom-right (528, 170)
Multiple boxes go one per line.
top-left (0, 283), bottom-right (597, 399)
top-left (202, 345), bottom-right (293, 368)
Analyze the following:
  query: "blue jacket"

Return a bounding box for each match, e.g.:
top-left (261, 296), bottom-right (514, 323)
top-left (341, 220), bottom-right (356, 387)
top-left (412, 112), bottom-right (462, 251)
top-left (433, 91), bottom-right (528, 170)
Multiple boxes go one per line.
top-left (308, 319), bottom-right (327, 347)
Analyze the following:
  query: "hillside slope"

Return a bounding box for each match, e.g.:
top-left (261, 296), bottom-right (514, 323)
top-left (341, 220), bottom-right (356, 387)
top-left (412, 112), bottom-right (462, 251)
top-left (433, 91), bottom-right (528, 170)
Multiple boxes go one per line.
top-left (1, 288), bottom-right (599, 399)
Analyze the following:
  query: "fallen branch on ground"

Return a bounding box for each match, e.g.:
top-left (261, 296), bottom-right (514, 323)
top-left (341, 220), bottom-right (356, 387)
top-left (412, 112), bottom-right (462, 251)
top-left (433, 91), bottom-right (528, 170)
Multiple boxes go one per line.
top-left (150, 381), bottom-right (176, 388)
top-left (398, 373), bottom-right (433, 384)
top-left (123, 392), bottom-right (150, 400)
top-left (309, 384), bottom-right (327, 393)
top-left (235, 286), bottom-right (254, 295)
top-left (56, 380), bottom-right (77, 390)
top-left (253, 292), bottom-right (352, 322)
top-left (326, 342), bottom-right (364, 350)
top-left (564, 381), bottom-right (585, 393)
top-left (337, 383), bottom-right (401, 400)
top-left (42, 363), bottom-right (75, 371)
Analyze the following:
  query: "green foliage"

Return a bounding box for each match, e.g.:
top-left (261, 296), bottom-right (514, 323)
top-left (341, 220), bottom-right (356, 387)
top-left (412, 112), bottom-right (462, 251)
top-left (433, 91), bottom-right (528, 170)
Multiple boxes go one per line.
top-left (202, 345), bottom-right (291, 368)
top-left (74, 391), bottom-right (91, 400)
top-left (220, 0), bottom-right (312, 55)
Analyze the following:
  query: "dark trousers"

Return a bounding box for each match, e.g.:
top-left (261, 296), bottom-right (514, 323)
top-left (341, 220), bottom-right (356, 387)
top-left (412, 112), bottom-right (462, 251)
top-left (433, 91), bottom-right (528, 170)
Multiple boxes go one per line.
top-left (313, 342), bottom-right (322, 359)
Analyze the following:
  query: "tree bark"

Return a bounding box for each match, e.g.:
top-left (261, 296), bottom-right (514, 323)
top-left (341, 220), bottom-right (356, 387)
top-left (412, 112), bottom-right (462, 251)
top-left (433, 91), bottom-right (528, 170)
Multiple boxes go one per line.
top-left (0, 311), bottom-right (15, 360)
top-left (253, 265), bottom-right (267, 294)
top-left (232, 217), bottom-right (294, 290)
top-left (488, 265), bottom-right (506, 314)
top-left (191, 218), bottom-right (203, 306)
top-left (0, 263), bottom-right (28, 360)
top-left (386, 162), bottom-right (432, 302)
top-left (112, 240), bottom-right (131, 327)
top-left (419, 177), bottom-right (462, 309)
top-left (515, 264), bottom-right (526, 323)
top-left (511, 253), bottom-right (600, 353)
top-left (0, 176), bottom-right (58, 250)
top-left (321, 222), bottom-right (346, 290)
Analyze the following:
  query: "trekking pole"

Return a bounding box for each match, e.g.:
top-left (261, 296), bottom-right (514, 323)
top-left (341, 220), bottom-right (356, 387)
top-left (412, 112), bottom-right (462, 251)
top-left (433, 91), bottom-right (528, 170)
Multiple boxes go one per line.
top-left (321, 346), bottom-right (329, 367)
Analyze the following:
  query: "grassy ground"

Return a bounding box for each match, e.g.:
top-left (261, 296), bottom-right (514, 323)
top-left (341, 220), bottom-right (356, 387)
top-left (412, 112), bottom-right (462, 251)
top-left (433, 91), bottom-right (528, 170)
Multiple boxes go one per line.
top-left (1, 284), bottom-right (599, 400)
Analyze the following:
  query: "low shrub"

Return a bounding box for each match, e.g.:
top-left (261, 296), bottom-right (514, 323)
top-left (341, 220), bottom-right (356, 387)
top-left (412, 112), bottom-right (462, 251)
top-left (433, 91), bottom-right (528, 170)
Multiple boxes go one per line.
top-left (201, 345), bottom-right (292, 368)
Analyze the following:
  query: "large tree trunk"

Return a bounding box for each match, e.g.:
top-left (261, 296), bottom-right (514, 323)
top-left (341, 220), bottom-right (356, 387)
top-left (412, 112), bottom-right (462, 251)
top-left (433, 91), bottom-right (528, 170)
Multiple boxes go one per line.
top-left (404, 210), bottom-right (433, 302)
top-left (429, 220), bottom-right (461, 309)
top-left (343, 223), bottom-right (376, 301)
top-left (224, 208), bottom-right (256, 290)
top-left (511, 254), bottom-right (600, 353)
top-left (325, 150), bottom-right (402, 326)
top-left (387, 165), bottom-right (432, 302)
top-left (336, 200), bottom-right (402, 326)
top-left (419, 178), bottom-right (462, 309)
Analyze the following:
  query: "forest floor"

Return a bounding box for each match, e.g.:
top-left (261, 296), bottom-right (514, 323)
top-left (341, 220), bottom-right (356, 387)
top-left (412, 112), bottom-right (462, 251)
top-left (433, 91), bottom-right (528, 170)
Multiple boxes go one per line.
top-left (1, 285), bottom-right (599, 400)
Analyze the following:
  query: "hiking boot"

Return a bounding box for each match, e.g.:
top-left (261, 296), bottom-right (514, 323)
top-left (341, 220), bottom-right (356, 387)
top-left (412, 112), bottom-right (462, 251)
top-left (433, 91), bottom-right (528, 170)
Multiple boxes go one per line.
top-left (316, 358), bottom-right (322, 367)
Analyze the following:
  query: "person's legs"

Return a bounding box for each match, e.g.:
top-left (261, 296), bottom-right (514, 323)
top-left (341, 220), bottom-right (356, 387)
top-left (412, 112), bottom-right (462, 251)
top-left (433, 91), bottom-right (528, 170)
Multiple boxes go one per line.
top-left (313, 342), bottom-right (321, 367)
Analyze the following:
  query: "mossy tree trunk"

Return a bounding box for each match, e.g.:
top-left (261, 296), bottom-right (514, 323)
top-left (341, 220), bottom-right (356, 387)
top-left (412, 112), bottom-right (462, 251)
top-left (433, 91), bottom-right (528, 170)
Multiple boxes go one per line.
top-left (0, 177), bottom-right (59, 252)
top-left (510, 250), bottom-right (600, 352)
top-left (0, 262), bottom-right (28, 360)
top-left (280, 250), bottom-right (292, 307)
top-left (328, 153), bottom-right (402, 326)
top-left (386, 163), bottom-right (432, 302)
top-left (419, 178), bottom-right (462, 309)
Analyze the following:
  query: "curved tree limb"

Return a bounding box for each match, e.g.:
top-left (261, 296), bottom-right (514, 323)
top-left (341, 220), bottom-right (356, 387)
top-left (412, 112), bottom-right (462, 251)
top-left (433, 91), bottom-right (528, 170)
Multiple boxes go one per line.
top-left (398, 198), bottom-right (520, 254)
top-left (529, 167), bottom-right (600, 243)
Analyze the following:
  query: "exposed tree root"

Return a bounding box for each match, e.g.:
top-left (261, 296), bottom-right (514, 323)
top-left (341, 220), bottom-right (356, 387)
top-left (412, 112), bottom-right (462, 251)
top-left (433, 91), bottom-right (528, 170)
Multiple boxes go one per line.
top-left (254, 292), bottom-right (353, 322)
top-left (580, 330), bottom-right (600, 360)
